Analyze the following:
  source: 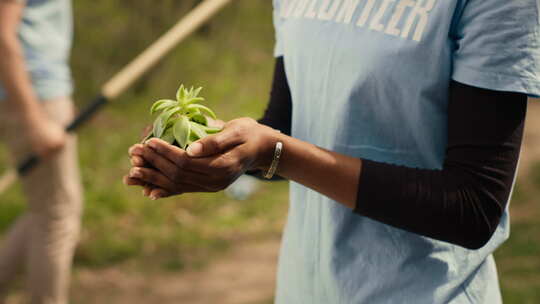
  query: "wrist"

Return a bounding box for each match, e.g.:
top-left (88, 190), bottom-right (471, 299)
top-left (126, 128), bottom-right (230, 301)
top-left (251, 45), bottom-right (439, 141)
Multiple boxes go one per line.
top-left (13, 99), bottom-right (42, 121)
top-left (22, 111), bottom-right (46, 129)
top-left (254, 125), bottom-right (283, 172)
top-left (21, 111), bottom-right (52, 138)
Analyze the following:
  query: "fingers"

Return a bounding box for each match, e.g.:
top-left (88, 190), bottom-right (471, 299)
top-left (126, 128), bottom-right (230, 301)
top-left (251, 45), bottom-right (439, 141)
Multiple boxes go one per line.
top-left (128, 144), bottom-right (144, 156)
top-left (130, 155), bottom-right (145, 167)
top-left (135, 142), bottom-right (216, 183)
top-left (129, 167), bottom-right (177, 192)
top-left (124, 175), bottom-right (172, 200)
top-left (123, 176), bottom-right (155, 195)
top-left (145, 186), bottom-right (174, 200)
top-left (123, 175), bottom-right (146, 187)
top-left (149, 188), bottom-right (173, 200)
top-left (143, 185), bottom-right (154, 197)
top-left (145, 138), bottom-right (188, 167)
top-left (185, 124), bottom-right (247, 158)
top-left (206, 118), bottom-right (225, 128)
top-left (142, 140), bottom-right (249, 189)
top-left (128, 166), bottom-right (215, 194)
top-left (147, 184), bottom-right (205, 200)
top-left (135, 144), bottom-right (179, 180)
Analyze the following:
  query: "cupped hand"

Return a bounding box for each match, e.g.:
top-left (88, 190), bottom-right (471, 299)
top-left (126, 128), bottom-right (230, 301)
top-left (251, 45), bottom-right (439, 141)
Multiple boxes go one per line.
top-left (124, 118), bottom-right (280, 200)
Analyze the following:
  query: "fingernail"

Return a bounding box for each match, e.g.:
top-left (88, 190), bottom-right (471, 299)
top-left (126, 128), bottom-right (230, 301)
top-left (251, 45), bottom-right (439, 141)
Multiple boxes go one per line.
top-left (130, 147), bottom-right (142, 156)
top-left (135, 156), bottom-right (145, 166)
top-left (186, 142), bottom-right (202, 156)
top-left (146, 139), bottom-right (157, 148)
top-left (150, 194), bottom-right (159, 200)
top-left (130, 168), bottom-right (142, 178)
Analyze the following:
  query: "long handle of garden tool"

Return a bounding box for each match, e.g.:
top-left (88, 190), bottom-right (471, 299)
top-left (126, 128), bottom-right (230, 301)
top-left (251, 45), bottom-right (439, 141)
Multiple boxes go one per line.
top-left (0, 0), bottom-right (233, 194)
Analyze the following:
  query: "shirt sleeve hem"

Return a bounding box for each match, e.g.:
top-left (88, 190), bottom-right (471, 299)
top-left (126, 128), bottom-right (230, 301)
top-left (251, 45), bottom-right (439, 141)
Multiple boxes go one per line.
top-left (274, 44), bottom-right (284, 58)
top-left (452, 64), bottom-right (540, 98)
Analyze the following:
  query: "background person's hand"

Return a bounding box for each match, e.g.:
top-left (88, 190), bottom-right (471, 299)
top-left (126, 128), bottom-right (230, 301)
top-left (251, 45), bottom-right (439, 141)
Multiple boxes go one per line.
top-left (124, 118), bottom-right (280, 200)
top-left (26, 117), bottom-right (67, 157)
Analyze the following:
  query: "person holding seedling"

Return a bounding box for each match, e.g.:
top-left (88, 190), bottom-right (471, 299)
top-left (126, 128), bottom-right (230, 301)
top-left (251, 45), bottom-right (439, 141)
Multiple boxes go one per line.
top-left (0, 0), bottom-right (81, 302)
top-left (126, 1), bottom-right (540, 303)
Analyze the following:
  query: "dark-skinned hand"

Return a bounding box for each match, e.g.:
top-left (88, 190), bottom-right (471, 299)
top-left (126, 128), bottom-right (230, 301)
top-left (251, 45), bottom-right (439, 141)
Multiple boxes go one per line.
top-left (123, 118), bottom-right (280, 200)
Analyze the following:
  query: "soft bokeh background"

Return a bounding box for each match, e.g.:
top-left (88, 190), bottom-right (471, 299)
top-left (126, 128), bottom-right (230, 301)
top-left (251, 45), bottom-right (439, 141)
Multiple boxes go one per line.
top-left (0, 1), bottom-right (539, 303)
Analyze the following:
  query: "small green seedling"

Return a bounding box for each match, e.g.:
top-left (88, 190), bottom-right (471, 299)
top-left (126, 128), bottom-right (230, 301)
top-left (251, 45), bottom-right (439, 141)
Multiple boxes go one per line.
top-left (143, 84), bottom-right (222, 149)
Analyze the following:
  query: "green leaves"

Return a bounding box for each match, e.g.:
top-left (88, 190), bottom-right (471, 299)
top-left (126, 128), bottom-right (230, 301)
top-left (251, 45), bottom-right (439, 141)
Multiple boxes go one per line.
top-left (161, 127), bottom-right (175, 144)
top-left (190, 113), bottom-right (208, 126)
top-left (152, 111), bottom-right (168, 138)
top-left (173, 116), bottom-right (191, 149)
top-left (176, 84), bottom-right (186, 104)
top-left (190, 121), bottom-right (208, 139)
top-left (153, 106), bottom-right (181, 138)
top-left (176, 85), bottom-right (205, 106)
top-left (150, 99), bottom-right (176, 114)
top-left (202, 126), bottom-right (222, 134)
top-left (147, 84), bottom-right (222, 149)
top-left (186, 104), bottom-right (217, 119)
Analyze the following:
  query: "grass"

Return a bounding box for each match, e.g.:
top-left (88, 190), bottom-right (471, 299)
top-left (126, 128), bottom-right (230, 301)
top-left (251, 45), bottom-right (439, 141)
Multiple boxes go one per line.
top-left (495, 161), bottom-right (540, 303)
top-left (0, 1), bottom-right (539, 303)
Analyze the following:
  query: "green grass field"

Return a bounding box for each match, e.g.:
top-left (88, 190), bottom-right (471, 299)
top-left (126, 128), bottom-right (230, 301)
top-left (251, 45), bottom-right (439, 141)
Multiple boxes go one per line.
top-left (0, 1), bottom-right (539, 302)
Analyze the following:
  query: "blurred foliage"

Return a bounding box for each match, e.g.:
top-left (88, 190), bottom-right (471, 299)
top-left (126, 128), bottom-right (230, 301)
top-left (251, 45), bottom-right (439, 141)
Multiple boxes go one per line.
top-left (495, 161), bottom-right (540, 303)
top-left (0, 1), bottom-right (538, 303)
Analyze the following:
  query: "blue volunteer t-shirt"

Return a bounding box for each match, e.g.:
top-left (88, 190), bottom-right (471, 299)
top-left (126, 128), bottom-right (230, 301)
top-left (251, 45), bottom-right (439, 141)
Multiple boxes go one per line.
top-left (273, 0), bottom-right (540, 303)
top-left (0, 0), bottom-right (73, 101)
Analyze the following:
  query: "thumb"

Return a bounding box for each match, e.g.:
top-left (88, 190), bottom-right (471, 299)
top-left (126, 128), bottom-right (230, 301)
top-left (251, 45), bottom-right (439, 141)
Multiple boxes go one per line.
top-left (186, 128), bottom-right (243, 158)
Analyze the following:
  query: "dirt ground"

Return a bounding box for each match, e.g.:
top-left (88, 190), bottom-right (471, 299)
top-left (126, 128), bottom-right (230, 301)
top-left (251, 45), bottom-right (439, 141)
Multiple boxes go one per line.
top-left (6, 102), bottom-right (540, 304)
top-left (6, 238), bottom-right (281, 304)
top-left (70, 239), bottom-right (281, 304)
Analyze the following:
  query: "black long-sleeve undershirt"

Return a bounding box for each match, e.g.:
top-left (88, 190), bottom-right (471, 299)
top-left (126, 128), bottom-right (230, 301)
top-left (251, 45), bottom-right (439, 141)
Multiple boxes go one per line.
top-left (258, 56), bottom-right (293, 136)
top-left (258, 57), bottom-right (527, 250)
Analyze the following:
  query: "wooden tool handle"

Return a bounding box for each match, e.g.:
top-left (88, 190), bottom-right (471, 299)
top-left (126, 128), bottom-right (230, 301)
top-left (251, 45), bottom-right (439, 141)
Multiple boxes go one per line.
top-left (103, 0), bottom-right (232, 99)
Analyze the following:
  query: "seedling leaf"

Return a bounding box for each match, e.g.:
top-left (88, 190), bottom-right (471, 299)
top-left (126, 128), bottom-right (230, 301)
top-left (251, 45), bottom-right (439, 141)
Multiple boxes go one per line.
top-left (191, 113), bottom-right (208, 126)
top-left (185, 97), bottom-right (205, 106)
top-left (190, 121), bottom-right (208, 139)
top-left (148, 84), bottom-right (221, 147)
top-left (201, 125), bottom-right (222, 134)
top-left (161, 127), bottom-right (175, 144)
top-left (150, 99), bottom-right (176, 114)
top-left (173, 116), bottom-right (191, 149)
top-left (153, 112), bottom-right (167, 138)
top-left (186, 104), bottom-right (217, 119)
top-left (192, 87), bottom-right (203, 98)
top-left (141, 131), bottom-right (153, 144)
top-left (153, 106), bottom-right (181, 137)
top-left (176, 84), bottom-right (185, 103)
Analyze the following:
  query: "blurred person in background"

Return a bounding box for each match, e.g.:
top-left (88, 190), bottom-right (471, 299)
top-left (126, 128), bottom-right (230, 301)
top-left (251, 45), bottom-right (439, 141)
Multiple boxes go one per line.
top-left (126, 0), bottom-right (540, 303)
top-left (0, 0), bottom-right (82, 303)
